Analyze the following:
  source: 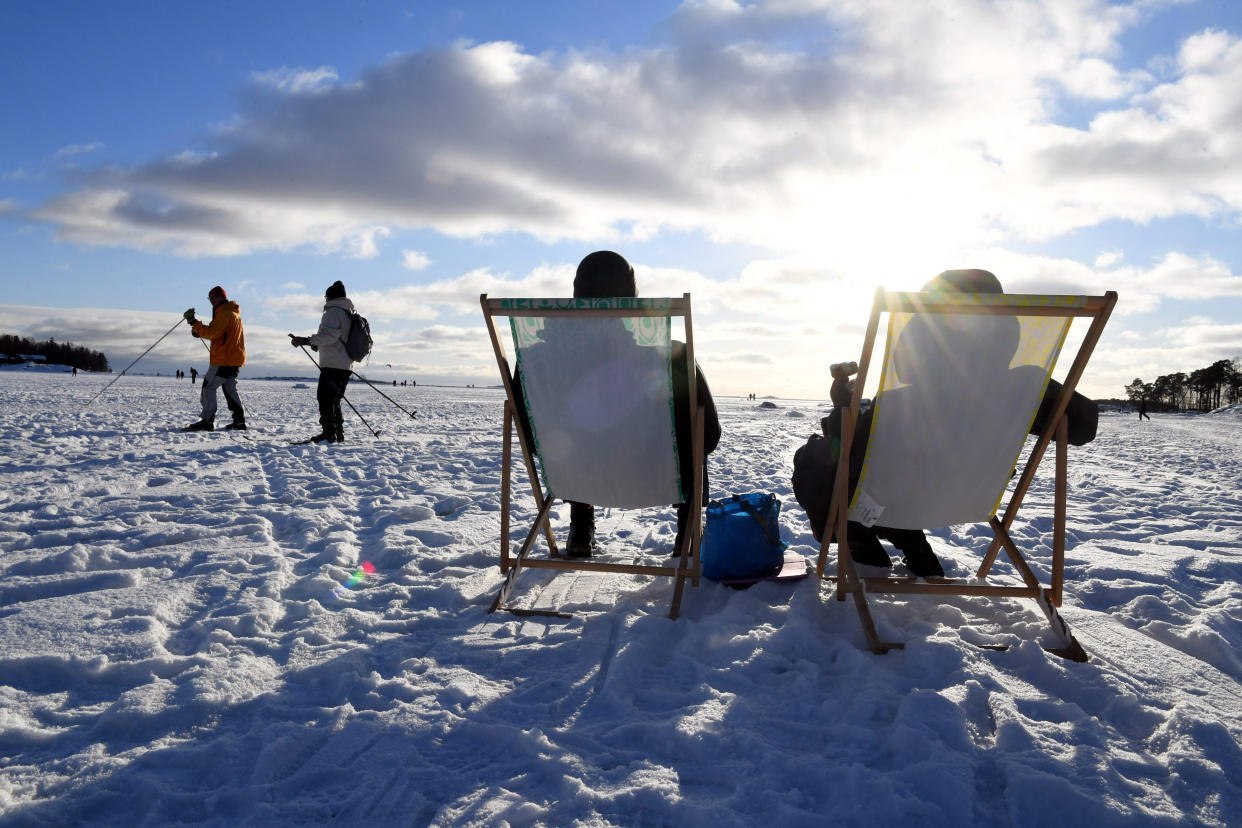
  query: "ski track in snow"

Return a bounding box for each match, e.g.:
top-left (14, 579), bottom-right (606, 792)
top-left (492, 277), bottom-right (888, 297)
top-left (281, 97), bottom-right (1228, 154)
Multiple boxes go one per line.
top-left (0, 373), bottom-right (1240, 826)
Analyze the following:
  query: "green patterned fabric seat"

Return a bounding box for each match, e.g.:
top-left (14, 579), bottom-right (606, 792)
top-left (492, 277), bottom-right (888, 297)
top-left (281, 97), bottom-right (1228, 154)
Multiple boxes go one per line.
top-left (504, 297), bottom-right (683, 508)
top-left (481, 294), bottom-right (706, 619)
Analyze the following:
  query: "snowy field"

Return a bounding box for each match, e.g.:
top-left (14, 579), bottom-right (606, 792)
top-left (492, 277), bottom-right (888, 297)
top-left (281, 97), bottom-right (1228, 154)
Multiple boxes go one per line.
top-left (1, 371), bottom-right (1240, 826)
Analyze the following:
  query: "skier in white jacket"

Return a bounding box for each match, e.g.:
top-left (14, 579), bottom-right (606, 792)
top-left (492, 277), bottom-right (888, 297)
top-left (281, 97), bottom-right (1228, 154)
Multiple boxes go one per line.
top-left (290, 280), bottom-right (355, 443)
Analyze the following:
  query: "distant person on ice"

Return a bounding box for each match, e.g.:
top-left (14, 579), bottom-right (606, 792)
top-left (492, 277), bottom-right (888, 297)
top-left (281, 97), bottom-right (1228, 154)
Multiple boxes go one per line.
top-left (289, 280), bottom-right (355, 444)
top-left (181, 286), bottom-right (247, 432)
top-left (1138, 397), bottom-right (1150, 420)
top-left (190, 367), bottom-right (198, 384)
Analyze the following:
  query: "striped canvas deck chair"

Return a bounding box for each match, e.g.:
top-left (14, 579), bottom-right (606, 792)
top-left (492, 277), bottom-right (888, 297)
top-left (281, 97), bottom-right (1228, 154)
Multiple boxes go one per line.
top-left (815, 288), bottom-right (1117, 659)
top-left (480, 294), bottom-right (706, 619)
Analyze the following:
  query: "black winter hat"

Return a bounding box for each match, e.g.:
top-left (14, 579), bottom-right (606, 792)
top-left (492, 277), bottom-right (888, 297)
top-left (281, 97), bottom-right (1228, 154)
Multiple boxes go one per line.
top-left (923, 269), bottom-right (1003, 293)
top-left (573, 251), bottom-right (637, 299)
top-left (325, 280), bottom-right (346, 300)
top-left (897, 268), bottom-right (1016, 384)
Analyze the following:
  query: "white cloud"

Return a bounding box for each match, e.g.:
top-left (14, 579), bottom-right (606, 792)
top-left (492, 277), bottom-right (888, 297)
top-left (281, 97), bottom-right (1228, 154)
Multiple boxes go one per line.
top-left (261, 264), bottom-right (570, 322)
top-left (1060, 57), bottom-right (1150, 99)
top-left (1030, 27), bottom-right (1242, 233)
top-left (34, 187), bottom-right (396, 258)
top-left (248, 66), bottom-right (340, 94)
top-left (1095, 249), bottom-right (1124, 268)
top-left (53, 142), bottom-right (104, 160)
top-left (1178, 27), bottom-right (1232, 71)
top-left (402, 249), bottom-right (432, 270)
top-left (344, 225), bottom-right (390, 259)
top-left (1105, 252), bottom-right (1242, 314)
top-left (1141, 317), bottom-right (1242, 368)
top-left (934, 248), bottom-right (1242, 316)
top-left (33, 2), bottom-right (1218, 267)
top-left (412, 324), bottom-right (488, 347)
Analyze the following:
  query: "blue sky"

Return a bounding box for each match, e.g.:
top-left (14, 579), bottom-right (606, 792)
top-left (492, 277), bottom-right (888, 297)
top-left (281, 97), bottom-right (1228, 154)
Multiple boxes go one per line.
top-left (4, 0), bottom-right (1242, 398)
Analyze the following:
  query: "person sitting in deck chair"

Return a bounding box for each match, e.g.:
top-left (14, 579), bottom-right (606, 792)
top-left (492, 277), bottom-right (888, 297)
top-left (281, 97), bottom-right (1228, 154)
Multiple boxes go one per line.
top-left (793, 268), bottom-right (1099, 577)
top-left (512, 250), bottom-right (722, 557)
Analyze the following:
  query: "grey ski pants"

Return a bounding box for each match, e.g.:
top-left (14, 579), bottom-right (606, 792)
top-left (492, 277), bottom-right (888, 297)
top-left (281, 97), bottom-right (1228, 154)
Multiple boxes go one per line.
top-left (200, 365), bottom-right (244, 423)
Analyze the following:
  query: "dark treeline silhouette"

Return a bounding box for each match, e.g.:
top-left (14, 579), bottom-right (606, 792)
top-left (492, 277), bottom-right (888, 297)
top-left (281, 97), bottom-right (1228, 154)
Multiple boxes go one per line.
top-left (1126, 357), bottom-right (1242, 413)
top-left (1, 333), bottom-right (110, 372)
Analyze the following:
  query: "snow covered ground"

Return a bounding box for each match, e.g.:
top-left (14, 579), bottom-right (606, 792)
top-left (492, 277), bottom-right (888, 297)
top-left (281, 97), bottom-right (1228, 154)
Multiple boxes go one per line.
top-left (1, 372), bottom-right (1240, 826)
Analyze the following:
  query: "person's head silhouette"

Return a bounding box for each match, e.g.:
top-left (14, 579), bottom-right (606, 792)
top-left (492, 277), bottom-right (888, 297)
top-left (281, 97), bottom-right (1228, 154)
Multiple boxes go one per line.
top-left (892, 269), bottom-right (1017, 385)
top-left (574, 251), bottom-right (637, 298)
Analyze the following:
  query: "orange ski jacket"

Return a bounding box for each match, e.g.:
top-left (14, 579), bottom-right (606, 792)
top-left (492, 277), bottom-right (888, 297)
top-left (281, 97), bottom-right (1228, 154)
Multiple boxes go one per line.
top-left (192, 301), bottom-right (246, 367)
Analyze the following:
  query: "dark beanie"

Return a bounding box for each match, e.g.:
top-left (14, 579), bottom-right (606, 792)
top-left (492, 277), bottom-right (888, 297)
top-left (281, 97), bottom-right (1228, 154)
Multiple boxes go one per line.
top-left (923, 269), bottom-right (1003, 293)
top-left (325, 280), bottom-right (346, 300)
top-left (911, 268), bottom-right (1018, 378)
top-left (208, 285), bottom-right (228, 303)
top-left (573, 251), bottom-right (637, 299)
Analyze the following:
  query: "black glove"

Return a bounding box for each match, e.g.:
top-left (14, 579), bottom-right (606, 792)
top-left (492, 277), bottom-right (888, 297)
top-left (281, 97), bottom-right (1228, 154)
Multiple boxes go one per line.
top-left (289, 335), bottom-right (309, 347)
top-left (183, 308), bottom-right (198, 325)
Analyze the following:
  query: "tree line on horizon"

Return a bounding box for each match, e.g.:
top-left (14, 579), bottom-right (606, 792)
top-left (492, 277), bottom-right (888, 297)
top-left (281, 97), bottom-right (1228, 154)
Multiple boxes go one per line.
top-left (1, 333), bottom-right (109, 373)
top-left (1125, 357), bottom-right (1242, 413)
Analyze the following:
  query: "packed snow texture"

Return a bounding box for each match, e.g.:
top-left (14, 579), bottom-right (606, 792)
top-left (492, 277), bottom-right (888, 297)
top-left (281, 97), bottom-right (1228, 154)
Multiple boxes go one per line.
top-left (1, 373), bottom-right (1240, 826)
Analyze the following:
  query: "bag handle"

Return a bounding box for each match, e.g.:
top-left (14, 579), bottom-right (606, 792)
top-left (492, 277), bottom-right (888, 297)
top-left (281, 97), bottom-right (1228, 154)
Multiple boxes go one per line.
top-left (740, 497), bottom-right (782, 548)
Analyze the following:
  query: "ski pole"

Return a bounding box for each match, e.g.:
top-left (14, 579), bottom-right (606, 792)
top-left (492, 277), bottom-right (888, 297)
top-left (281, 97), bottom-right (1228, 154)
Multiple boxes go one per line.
top-left (84, 314), bottom-right (189, 409)
top-left (349, 369), bottom-right (417, 419)
top-left (296, 344), bottom-right (381, 439)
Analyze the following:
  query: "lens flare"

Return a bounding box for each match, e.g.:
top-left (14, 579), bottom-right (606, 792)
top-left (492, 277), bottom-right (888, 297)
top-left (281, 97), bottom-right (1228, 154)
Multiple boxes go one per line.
top-left (331, 560), bottom-right (376, 599)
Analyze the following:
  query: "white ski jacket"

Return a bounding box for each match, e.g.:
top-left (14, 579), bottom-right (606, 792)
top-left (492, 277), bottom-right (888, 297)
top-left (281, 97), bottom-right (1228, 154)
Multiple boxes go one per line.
top-left (307, 297), bottom-right (355, 370)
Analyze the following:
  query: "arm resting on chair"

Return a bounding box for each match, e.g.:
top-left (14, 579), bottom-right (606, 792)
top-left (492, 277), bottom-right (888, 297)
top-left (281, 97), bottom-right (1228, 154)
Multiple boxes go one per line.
top-left (1031, 379), bottom-right (1098, 446)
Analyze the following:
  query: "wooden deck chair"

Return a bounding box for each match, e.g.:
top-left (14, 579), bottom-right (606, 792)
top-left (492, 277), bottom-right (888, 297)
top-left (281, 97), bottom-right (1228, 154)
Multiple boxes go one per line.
top-left (815, 288), bottom-right (1117, 659)
top-left (480, 294), bottom-right (706, 619)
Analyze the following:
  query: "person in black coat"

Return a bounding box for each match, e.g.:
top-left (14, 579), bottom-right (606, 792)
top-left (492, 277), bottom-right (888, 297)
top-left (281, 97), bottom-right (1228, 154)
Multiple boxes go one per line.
top-left (512, 251), bottom-right (721, 557)
top-left (792, 268), bottom-right (1099, 577)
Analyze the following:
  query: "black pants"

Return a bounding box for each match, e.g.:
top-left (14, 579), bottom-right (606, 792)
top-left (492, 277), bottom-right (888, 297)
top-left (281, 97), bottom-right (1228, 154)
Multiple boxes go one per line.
top-left (847, 522), bottom-right (931, 561)
top-left (846, 521), bottom-right (944, 577)
top-left (317, 367), bottom-right (351, 441)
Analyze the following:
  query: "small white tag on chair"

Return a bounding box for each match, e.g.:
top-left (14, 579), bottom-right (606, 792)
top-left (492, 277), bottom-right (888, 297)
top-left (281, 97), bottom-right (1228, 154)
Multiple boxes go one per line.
top-left (851, 489), bottom-right (885, 527)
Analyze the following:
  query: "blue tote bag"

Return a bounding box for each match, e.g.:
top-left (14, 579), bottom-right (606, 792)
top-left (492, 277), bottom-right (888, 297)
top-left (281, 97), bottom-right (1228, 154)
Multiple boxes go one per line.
top-left (700, 492), bottom-right (788, 581)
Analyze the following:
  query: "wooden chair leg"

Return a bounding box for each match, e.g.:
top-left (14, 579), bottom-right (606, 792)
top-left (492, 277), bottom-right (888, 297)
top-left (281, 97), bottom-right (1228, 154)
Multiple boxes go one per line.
top-left (669, 405), bottom-right (707, 619)
top-left (669, 568), bottom-right (688, 620)
top-left (989, 518), bottom-right (1041, 589)
top-left (849, 583), bottom-right (904, 654)
top-left (501, 404), bottom-right (512, 574)
top-left (1036, 589), bottom-right (1088, 662)
top-left (836, 532), bottom-right (904, 653)
top-left (1052, 416), bottom-right (1067, 606)
top-left (489, 494), bottom-right (557, 613)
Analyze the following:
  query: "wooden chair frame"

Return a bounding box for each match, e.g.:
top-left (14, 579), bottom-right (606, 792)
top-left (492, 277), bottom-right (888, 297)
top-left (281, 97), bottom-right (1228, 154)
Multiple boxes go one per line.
top-left (815, 288), bottom-right (1117, 659)
top-left (480, 294), bottom-right (705, 619)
